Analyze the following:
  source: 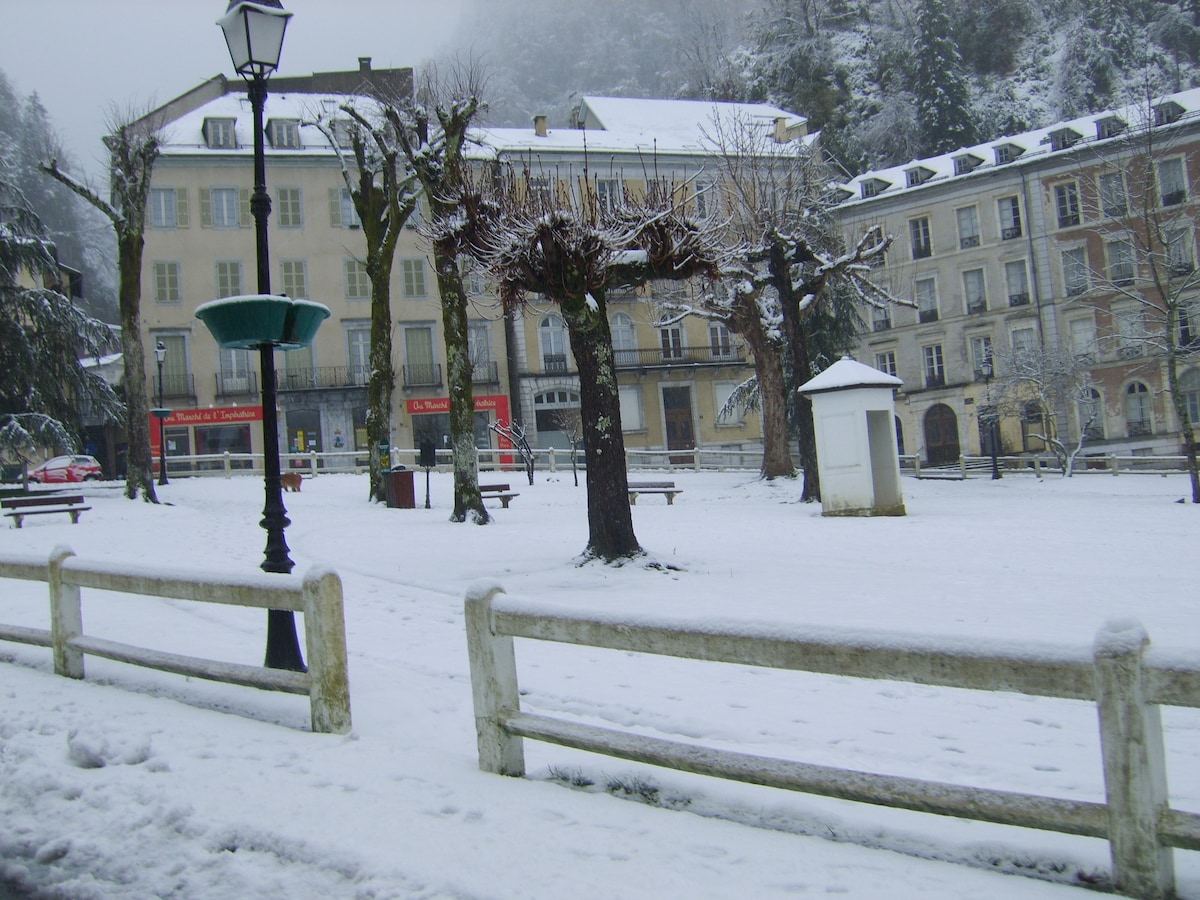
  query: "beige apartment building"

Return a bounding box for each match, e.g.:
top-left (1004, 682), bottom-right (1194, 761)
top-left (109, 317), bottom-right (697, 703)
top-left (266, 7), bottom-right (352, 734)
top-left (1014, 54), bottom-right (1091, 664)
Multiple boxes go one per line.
top-left (139, 68), bottom-right (804, 471)
top-left (836, 88), bottom-right (1200, 466)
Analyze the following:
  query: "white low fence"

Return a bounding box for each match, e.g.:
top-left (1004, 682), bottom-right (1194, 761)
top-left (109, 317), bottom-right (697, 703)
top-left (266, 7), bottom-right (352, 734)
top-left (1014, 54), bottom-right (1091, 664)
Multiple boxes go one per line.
top-left (0, 545), bottom-right (351, 734)
top-left (465, 583), bottom-right (1200, 899)
top-left (148, 447), bottom-right (1192, 481)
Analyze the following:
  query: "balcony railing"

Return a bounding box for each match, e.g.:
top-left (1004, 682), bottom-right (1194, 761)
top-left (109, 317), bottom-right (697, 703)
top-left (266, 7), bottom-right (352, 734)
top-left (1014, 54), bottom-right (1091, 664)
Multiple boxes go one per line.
top-left (277, 366), bottom-right (369, 391)
top-left (1008, 292), bottom-right (1030, 307)
top-left (1127, 421), bottom-right (1153, 437)
top-left (918, 308), bottom-right (939, 323)
top-left (215, 371), bottom-right (259, 399)
top-left (872, 317), bottom-right (892, 332)
top-left (959, 235), bottom-right (980, 249)
top-left (1002, 226), bottom-right (1022, 240)
top-left (925, 373), bottom-right (945, 389)
top-left (912, 244), bottom-right (932, 260)
top-left (967, 299), bottom-right (987, 314)
top-left (154, 373), bottom-right (195, 401)
top-left (403, 363), bottom-right (442, 388)
top-left (542, 353), bottom-right (569, 374)
top-left (471, 360), bottom-right (500, 384)
top-left (612, 346), bottom-right (747, 369)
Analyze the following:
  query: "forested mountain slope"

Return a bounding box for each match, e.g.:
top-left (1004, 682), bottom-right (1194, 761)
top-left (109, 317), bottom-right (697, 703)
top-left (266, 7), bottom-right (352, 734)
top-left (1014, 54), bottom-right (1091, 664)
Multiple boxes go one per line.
top-left (447, 0), bottom-right (1200, 175)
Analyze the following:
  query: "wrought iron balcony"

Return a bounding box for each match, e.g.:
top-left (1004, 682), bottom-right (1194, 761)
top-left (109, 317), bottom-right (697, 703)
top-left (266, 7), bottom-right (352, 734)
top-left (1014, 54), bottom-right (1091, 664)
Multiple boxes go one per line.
top-left (918, 308), bottom-right (939, 323)
top-left (215, 371), bottom-right (259, 399)
top-left (403, 363), bottom-right (442, 388)
top-left (612, 346), bottom-right (747, 370)
top-left (542, 354), bottom-right (569, 374)
top-left (471, 360), bottom-right (500, 384)
top-left (276, 366), bottom-right (369, 391)
top-left (154, 373), bottom-right (195, 401)
top-left (1008, 292), bottom-right (1030, 307)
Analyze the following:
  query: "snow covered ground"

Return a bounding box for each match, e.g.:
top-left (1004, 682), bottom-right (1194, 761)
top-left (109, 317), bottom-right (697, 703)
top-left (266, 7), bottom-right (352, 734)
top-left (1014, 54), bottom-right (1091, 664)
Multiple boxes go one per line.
top-left (0, 467), bottom-right (1196, 899)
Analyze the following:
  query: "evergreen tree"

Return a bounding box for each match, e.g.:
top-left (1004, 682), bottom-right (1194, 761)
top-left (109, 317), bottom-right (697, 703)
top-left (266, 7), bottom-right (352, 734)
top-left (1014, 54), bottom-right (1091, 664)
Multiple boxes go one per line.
top-left (0, 173), bottom-right (121, 464)
top-left (914, 0), bottom-right (978, 156)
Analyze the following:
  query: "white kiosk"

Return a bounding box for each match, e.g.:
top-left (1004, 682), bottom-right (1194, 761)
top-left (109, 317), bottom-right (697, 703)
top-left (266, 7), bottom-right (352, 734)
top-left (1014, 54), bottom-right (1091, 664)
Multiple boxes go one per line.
top-left (798, 357), bottom-right (906, 517)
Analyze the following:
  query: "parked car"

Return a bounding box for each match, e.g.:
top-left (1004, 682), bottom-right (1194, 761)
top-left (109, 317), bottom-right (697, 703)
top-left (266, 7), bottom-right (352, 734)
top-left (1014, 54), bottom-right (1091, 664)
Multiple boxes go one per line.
top-left (27, 455), bottom-right (103, 484)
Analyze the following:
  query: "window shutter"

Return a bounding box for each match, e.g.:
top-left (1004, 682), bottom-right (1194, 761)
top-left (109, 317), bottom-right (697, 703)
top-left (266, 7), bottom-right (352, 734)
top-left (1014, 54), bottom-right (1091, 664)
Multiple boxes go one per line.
top-left (199, 187), bottom-right (212, 227)
top-left (329, 188), bottom-right (341, 227)
top-left (239, 188), bottom-right (251, 227)
top-left (175, 188), bottom-right (189, 228)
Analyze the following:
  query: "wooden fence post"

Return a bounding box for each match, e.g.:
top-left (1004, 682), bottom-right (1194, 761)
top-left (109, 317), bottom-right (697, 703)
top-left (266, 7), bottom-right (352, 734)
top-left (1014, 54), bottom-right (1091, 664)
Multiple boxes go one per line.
top-left (464, 582), bottom-right (525, 775)
top-left (47, 545), bottom-right (83, 679)
top-left (1094, 619), bottom-right (1174, 899)
top-left (302, 567), bottom-right (351, 734)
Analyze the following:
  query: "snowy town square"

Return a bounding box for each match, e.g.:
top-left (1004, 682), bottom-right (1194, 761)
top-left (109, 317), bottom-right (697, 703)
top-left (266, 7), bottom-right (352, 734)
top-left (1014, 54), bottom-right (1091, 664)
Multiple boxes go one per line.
top-left (0, 469), bottom-right (1197, 898)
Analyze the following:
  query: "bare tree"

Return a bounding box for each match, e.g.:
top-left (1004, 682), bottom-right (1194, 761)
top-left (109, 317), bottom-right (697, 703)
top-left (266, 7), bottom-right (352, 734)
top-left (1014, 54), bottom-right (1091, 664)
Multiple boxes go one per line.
top-left (989, 343), bottom-right (1100, 476)
top-left (552, 407), bottom-right (584, 485)
top-left (309, 103), bottom-right (418, 504)
top-left (391, 61), bottom-right (490, 523)
top-left (465, 170), bottom-right (722, 561)
top-left (698, 112), bottom-right (907, 497)
top-left (1073, 94), bottom-right (1200, 501)
top-left (41, 109), bottom-right (161, 502)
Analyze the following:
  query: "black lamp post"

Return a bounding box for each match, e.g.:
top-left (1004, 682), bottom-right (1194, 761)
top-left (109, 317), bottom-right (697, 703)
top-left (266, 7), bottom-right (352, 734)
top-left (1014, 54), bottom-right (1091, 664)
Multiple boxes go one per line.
top-left (154, 341), bottom-right (169, 485)
top-left (981, 360), bottom-right (1002, 481)
top-left (218, 0), bottom-right (303, 671)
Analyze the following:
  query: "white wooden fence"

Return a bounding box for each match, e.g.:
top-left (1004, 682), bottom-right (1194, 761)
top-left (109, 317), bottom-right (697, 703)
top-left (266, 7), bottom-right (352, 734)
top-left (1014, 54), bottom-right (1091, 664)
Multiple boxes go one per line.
top-left (0, 545), bottom-right (351, 734)
top-left (465, 583), bottom-right (1200, 899)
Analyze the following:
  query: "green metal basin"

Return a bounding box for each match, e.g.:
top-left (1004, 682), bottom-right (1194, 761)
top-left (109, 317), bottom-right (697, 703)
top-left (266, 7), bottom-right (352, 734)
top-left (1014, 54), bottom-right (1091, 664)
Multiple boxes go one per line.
top-left (194, 294), bottom-right (330, 350)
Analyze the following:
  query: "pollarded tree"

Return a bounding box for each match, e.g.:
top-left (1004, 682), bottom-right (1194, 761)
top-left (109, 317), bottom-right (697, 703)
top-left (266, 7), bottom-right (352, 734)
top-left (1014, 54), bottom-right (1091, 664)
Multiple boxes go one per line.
top-left (389, 62), bottom-right (490, 524)
top-left (42, 110), bottom-right (162, 502)
top-left (465, 171), bottom-right (723, 561)
top-left (0, 174), bottom-right (122, 464)
top-left (700, 111), bottom-right (907, 499)
top-left (309, 103), bottom-right (418, 504)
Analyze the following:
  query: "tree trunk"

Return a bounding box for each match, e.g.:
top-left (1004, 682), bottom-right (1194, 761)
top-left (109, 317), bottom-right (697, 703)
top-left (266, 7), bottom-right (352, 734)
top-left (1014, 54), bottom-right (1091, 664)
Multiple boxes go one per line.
top-left (1166, 351), bottom-right (1200, 503)
top-left (434, 245), bottom-right (488, 523)
top-left (741, 324), bottom-right (794, 479)
top-left (366, 254), bottom-right (395, 503)
top-left (118, 231), bottom-right (157, 503)
top-left (564, 302), bottom-right (641, 560)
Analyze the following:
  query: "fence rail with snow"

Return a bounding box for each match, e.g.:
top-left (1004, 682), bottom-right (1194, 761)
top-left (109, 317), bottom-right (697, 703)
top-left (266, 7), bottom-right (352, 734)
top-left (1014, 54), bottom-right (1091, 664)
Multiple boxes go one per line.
top-left (465, 583), bottom-right (1200, 899)
top-left (127, 446), bottom-right (1194, 481)
top-left (0, 546), bottom-right (351, 734)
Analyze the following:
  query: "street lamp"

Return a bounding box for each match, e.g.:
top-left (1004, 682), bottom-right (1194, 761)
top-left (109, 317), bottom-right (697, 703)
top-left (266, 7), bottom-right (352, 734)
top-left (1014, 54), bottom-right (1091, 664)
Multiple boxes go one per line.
top-left (154, 341), bottom-right (169, 486)
top-left (217, 0), bottom-right (302, 671)
top-left (980, 360), bottom-right (1002, 481)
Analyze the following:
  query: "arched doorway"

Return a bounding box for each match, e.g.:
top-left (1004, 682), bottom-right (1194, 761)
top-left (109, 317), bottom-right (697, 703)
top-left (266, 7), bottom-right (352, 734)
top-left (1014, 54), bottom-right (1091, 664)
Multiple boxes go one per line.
top-left (923, 403), bottom-right (960, 465)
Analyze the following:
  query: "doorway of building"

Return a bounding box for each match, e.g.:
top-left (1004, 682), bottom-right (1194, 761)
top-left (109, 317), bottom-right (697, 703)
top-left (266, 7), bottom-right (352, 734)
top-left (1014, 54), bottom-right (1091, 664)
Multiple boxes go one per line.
top-left (923, 403), bottom-right (960, 466)
top-left (662, 386), bottom-right (694, 465)
top-left (286, 409), bottom-right (323, 469)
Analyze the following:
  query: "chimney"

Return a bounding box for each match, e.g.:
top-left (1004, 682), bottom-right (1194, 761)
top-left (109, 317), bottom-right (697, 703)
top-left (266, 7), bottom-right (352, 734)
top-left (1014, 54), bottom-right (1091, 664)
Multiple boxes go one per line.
top-left (533, 114), bottom-right (548, 138)
top-left (773, 116), bottom-right (789, 143)
top-left (359, 57), bottom-right (372, 74)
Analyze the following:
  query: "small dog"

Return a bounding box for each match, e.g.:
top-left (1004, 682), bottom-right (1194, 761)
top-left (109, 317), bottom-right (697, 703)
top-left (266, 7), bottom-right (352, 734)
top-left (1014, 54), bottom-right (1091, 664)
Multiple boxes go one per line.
top-left (281, 472), bottom-right (303, 493)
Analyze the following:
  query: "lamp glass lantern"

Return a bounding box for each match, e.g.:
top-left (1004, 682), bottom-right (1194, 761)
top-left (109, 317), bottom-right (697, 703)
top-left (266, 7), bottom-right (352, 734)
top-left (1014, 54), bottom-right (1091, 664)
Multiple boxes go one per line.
top-left (217, 1), bottom-right (292, 77)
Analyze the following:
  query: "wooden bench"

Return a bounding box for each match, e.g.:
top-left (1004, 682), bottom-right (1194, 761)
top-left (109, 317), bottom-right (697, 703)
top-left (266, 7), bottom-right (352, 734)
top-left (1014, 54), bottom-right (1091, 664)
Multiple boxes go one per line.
top-left (479, 483), bottom-right (520, 509)
top-left (2, 494), bottom-right (91, 528)
top-left (627, 481), bottom-right (683, 505)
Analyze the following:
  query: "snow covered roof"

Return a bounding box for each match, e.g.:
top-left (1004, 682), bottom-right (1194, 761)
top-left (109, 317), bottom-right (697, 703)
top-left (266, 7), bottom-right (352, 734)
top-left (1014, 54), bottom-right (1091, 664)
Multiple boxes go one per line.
top-left (836, 87), bottom-right (1200, 206)
top-left (469, 96), bottom-right (810, 160)
top-left (798, 357), bottom-right (903, 394)
top-left (157, 92), bottom-right (375, 159)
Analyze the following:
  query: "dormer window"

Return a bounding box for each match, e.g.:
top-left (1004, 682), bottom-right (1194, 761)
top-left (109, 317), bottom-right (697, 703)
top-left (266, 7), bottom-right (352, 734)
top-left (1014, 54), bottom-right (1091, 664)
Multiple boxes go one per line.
top-left (994, 143), bottom-right (1024, 165)
top-left (905, 166), bottom-right (935, 187)
top-left (830, 186), bottom-right (855, 204)
top-left (860, 177), bottom-right (891, 199)
top-left (1096, 116), bottom-right (1126, 140)
top-left (267, 119), bottom-right (300, 149)
top-left (1154, 101), bottom-right (1184, 127)
top-left (331, 119), bottom-right (354, 149)
top-left (1048, 127), bottom-right (1083, 152)
top-left (953, 153), bottom-right (983, 175)
top-left (204, 118), bottom-right (236, 149)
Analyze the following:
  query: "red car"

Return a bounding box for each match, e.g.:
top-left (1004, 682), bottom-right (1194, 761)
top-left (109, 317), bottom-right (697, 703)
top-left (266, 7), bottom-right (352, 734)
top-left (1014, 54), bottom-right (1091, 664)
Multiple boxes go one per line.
top-left (27, 455), bottom-right (103, 484)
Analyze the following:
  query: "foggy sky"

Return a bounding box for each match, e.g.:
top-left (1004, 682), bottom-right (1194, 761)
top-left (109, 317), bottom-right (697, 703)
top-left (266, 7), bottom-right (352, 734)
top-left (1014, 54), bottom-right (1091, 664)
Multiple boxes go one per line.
top-left (2, 0), bottom-right (467, 177)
